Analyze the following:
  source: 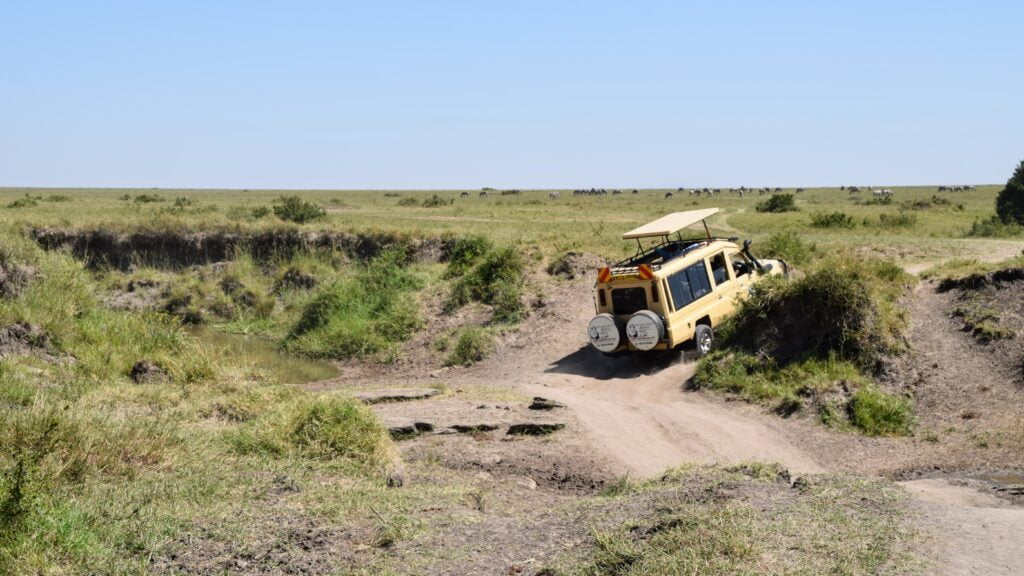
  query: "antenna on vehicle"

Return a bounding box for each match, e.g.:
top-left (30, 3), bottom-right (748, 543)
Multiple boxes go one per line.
top-left (702, 218), bottom-right (711, 240)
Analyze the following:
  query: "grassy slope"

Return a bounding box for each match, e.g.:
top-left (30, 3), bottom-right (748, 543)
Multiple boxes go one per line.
top-left (0, 234), bottom-right (402, 575)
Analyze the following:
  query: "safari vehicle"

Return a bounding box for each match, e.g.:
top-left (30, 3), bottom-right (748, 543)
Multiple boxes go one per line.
top-left (588, 208), bottom-right (786, 356)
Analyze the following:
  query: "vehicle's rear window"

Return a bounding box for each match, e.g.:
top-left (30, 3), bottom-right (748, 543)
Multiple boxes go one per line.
top-left (611, 287), bottom-right (647, 315)
top-left (667, 262), bottom-right (712, 310)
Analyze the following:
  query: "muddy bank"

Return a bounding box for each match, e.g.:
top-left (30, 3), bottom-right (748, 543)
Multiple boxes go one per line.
top-left (30, 227), bottom-right (454, 269)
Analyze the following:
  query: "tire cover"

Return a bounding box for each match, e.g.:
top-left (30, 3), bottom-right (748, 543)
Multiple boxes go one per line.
top-left (626, 311), bottom-right (664, 351)
top-left (588, 314), bottom-right (621, 353)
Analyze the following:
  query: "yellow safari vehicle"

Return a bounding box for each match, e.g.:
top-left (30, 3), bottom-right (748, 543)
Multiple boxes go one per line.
top-left (588, 208), bottom-right (786, 356)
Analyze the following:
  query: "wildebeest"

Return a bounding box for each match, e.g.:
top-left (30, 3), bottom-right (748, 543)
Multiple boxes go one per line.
top-left (479, 191), bottom-right (488, 198)
top-left (460, 191), bottom-right (469, 198)
top-left (665, 191), bottom-right (674, 199)
top-left (795, 188), bottom-right (805, 194)
top-left (612, 189), bottom-right (622, 195)
top-left (632, 189), bottom-right (639, 195)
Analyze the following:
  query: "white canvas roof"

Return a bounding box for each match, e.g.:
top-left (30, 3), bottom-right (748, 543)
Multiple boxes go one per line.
top-left (622, 208), bottom-right (720, 239)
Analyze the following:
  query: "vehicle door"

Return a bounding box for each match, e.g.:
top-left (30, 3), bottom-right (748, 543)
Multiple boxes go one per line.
top-left (707, 250), bottom-right (742, 324)
top-left (664, 259), bottom-right (717, 344)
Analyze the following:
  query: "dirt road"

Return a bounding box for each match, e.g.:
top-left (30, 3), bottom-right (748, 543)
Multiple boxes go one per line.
top-left (527, 355), bottom-right (823, 477)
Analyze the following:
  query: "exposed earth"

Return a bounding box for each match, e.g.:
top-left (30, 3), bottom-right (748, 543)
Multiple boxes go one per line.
top-left (296, 252), bottom-right (1024, 575)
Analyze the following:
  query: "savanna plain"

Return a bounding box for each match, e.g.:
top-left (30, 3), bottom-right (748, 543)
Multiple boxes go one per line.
top-left (1, 184), bottom-right (1023, 575)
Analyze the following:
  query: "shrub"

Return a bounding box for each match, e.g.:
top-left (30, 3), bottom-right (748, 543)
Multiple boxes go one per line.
top-left (760, 232), bottom-right (816, 265)
top-left (444, 235), bottom-right (493, 278)
top-left (229, 395), bottom-right (395, 469)
top-left (873, 212), bottom-right (916, 228)
top-left (847, 387), bottom-right (913, 436)
top-left (996, 159), bottom-right (1024, 225)
top-left (968, 214), bottom-right (1024, 237)
top-left (442, 327), bottom-right (496, 367)
top-left (397, 196), bottom-right (419, 207)
top-left (755, 194), bottom-right (798, 213)
top-left (7, 195), bottom-right (39, 209)
top-left (810, 211), bottom-right (855, 228)
top-left (133, 193), bottom-right (164, 203)
top-left (273, 195), bottom-right (326, 224)
top-left (719, 256), bottom-right (912, 368)
top-left (421, 194), bottom-right (452, 208)
top-left (44, 195), bottom-right (71, 202)
top-left (447, 247), bottom-right (526, 323)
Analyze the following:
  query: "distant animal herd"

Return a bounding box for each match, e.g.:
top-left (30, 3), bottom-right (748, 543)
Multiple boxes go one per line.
top-left (451, 184), bottom-right (979, 200)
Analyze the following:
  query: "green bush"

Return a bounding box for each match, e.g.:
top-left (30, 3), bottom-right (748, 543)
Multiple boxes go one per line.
top-left (133, 193), bottom-right (164, 203)
top-left (810, 211), bottom-right (855, 228)
top-left (755, 194), bottom-right (797, 213)
top-left (760, 232), bottom-right (815, 266)
top-left (847, 387), bottom-right (913, 436)
top-left (397, 196), bottom-right (419, 207)
top-left (996, 159), bottom-right (1024, 225)
top-left (7, 195), bottom-right (40, 209)
top-left (872, 212), bottom-right (916, 228)
top-left (447, 247), bottom-right (526, 323)
top-left (421, 194), bottom-right (452, 208)
top-left (442, 327), bottom-right (496, 366)
top-left (968, 214), bottom-right (1024, 237)
top-left (719, 256), bottom-right (912, 368)
top-left (444, 235), bottom-right (493, 278)
top-left (273, 195), bottom-right (326, 224)
top-left (284, 248), bottom-right (422, 360)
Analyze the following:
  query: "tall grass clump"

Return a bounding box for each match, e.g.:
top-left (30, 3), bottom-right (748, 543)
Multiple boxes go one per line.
top-left (446, 246), bottom-right (526, 323)
top-left (810, 211), bottom-right (855, 229)
top-left (273, 195), bottom-right (326, 224)
top-left (694, 255), bottom-right (914, 435)
top-left (760, 231), bottom-right (816, 266)
top-left (438, 326), bottom-right (496, 367)
top-left (229, 395), bottom-right (396, 470)
top-left (967, 214), bottom-right (1024, 237)
top-left (444, 234), bottom-right (493, 278)
top-left (755, 194), bottom-right (798, 213)
top-left (283, 248), bottom-right (423, 360)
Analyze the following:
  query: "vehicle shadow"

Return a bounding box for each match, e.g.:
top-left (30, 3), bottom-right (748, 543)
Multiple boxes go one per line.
top-left (545, 345), bottom-right (694, 380)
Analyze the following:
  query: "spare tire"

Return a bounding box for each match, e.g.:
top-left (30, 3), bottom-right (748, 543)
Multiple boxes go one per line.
top-left (588, 313), bottom-right (622, 353)
top-left (626, 310), bottom-right (665, 351)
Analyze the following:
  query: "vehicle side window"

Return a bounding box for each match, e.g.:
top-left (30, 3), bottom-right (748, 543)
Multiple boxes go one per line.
top-left (667, 262), bottom-right (712, 310)
top-left (710, 253), bottom-right (730, 286)
top-left (730, 252), bottom-right (751, 277)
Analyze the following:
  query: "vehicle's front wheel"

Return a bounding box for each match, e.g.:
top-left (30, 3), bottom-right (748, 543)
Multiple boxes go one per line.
top-left (695, 324), bottom-right (714, 357)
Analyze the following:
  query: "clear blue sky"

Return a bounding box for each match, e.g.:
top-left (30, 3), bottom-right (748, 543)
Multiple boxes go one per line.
top-left (2, 1), bottom-right (1021, 189)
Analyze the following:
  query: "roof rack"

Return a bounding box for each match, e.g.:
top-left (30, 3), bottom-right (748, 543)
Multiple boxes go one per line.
top-left (609, 236), bottom-right (739, 274)
top-left (621, 208), bottom-right (720, 239)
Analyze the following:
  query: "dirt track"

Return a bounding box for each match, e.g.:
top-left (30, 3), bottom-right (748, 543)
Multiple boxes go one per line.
top-left (477, 270), bottom-right (1024, 575)
top-left (527, 357), bottom-right (824, 477)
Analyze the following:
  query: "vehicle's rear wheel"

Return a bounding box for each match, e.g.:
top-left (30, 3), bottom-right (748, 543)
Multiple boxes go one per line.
top-left (695, 324), bottom-right (714, 357)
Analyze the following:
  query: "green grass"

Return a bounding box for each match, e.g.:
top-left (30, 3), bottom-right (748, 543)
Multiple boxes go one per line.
top-left (0, 232), bottom-right (401, 574)
top-left (437, 326), bottom-right (497, 367)
top-left (694, 255), bottom-right (915, 435)
top-left (0, 184), bottom-right (1014, 266)
top-left (543, 464), bottom-right (917, 576)
top-left (283, 248), bottom-right (424, 360)
top-left (446, 245), bottom-right (526, 323)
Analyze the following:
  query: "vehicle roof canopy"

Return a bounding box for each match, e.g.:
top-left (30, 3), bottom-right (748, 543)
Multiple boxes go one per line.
top-left (622, 208), bottom-right (720, 239)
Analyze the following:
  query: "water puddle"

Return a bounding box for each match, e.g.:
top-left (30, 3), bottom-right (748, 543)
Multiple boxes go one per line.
top-left (972, 472), bottom-right (1024, 488)
top-left (190, 327), bottom-right (338, 385)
